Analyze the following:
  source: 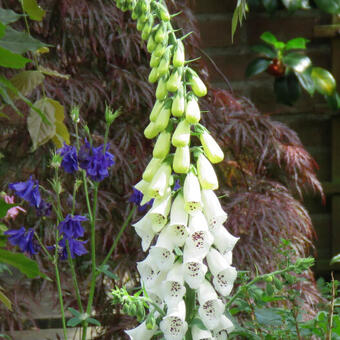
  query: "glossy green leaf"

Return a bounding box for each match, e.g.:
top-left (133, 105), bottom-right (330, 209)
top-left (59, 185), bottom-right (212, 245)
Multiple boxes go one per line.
top-left (260, 31), bottom-right (278, 45)
top-left (314, 0), bottom-right (340, 14)
top-left (311, 67), bottom-right (336, 96)
top-left (283, 53), bottom-right (311, 73)
top-left (0, 249), bottom-right (48, 279)
top-left (251, 43), bottom-right (277, 58)
top-left (22, 0), bottom-right (46, 21)
top-left (231, 0), bottom-right (248, 41)
top-left (10, 70), bottom-right (44, 97)
top-left (326, 91), bottom-right (340, 111)
top-left (274, 73), bottom-right (301, 105)
top-left (68, 307), bottom-right (81, 317)
top-left (285, 37), bottom-right (309, 50)
top-left (0, 26), bottom-right (46, 54)
top-left (295, 68), bottom-right (315, 95)
top-left (87, 318), bottom-right (101, 326)
top-left (0, 198), bottom-right (16, 219)
top-left (245, 58), bottom-right (271, 77)
top-left (0, 8), bottom-right (22, 25)
top-left (0, 46), bottom-right (31, 69)
top-left (282, 0), bottom-right (305, 11)
top-left (67, 317), bottom-right (82, 327)
top-left (0, 23), bottom-right (5, 39)
top-left (0, 288), bottom-right (12, 310)
top-left (330, 253), bottom-right (340, 265)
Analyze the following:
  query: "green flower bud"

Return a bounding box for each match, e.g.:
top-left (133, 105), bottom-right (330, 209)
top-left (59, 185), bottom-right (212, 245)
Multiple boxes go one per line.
top-left (273, 276), bottom-right (283, 290)
top-left (157, 2), bottom-right (170, 21)
top-left (136, 18), bottom-right (145, 31)
top-left (155, 22), bottom-right (167, 43)
top-left (136, 300), bottom-right (145, 321)
top-left (266, 283), bottom-right (274, 296)
top-left (149, 100), bottom-right (163, 122)
top-left (185, 94), bottom-right (201, 124)
top-left (147, 34), bottom-right (157, 53)
top-left (143, 157), bottom-right (163, 182)
top-left (167, 67), bottom-right (182, 92)
top-left (173, 40), bottom-right (185, 67)
top-left (148, 67), bottom-right (159, 83)
top-left (153, 40), bottom-right (168, 58)
top-left (187, 69), bottom-right (207, 97)
top-left (155, 102), bottom-right (171, 131)
top-left (128, 302), bottom-right (137, 316)
top-left (153, 130), bottom-right (171, 159)
top-left (171, 85), bottom-right (185, 117)
top-left (150, 53), bottom-right (161, 68)
top-left (173, 145), bottom-right (190, 174)
top-left (146, 313), bottom-right (156, 330)
top-left (157, 47), bottom-right (171, 77)
top-left (144, 121), bottom-right (161, 139)
top-left (141, 15), bottom-right (154, 40)
top-left (122, 302), bottom-right (130, 315)
top-left (172, 119), bottom-right (191, 147)
top-left (199, 131), bottom-right (224, 164)
top-left (156, 76), bottom-right (168, 100)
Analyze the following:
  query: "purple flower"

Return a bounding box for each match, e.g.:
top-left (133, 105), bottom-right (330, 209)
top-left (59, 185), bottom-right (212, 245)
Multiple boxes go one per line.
top-left (78, 140), bottom-right (115, 182)
top-left (59, 237), bottom-right (88, 260)
top-left (9, 176), bottom-right (41, 209)
top-left (173, 179), bottom-right (181, 191)
top-left (5, 227), bottom-right (38, 256)
top-left (57, 143), bottom-right (78, 173)
top-left (129, 187), bottom-right (154, 212)
top-left (58, 214), bottom-right (87, 239)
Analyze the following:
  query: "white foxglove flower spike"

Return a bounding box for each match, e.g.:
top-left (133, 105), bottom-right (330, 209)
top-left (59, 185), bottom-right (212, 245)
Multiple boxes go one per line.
top-left (137, 256), bottom-right (167, 289)
top-left (149, 233), bottom-right (175, 271)
top-left (125, 320), bottom-right (157, 340)
top-left (132, 214), bottom-right (156, 252)
top-left (148, 162), bottom-right (172, 198)
top-left (212, 225), bottom-right (239, 254)
top-left (134, 179), bottom-right (152, 205)
top-left (197, 153), bottom-right (218, 190)
top-left (191, 324), bottom-right (214, 340)
top-left (201, 190), bottom-right (228, 231)
top-left (213, 315), bottom-right (235, 339)
top-left (143, 157), bottom-right (163, 182)
top-left (183, 256), bottom-right (207, 289)
top-left (149, 189), bottom-right (172, 232)
top-left (184, 171), bottom-right (202, 215)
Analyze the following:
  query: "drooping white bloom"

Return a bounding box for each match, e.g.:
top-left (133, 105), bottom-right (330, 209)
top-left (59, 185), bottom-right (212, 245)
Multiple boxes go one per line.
top-left (212, 315), bottom-right (235, 339)
top-left (191, 324), bottom-right (214, 340)
top-left (183, 255), bottom-right (207, 289)
top-left (201, 190), bottom-right (227, 231)
top-left (132, 214), bottom-right (156, 252)
top-left (137, 256), bottom-right (167, 289)
top-left (169, 192), bottom-right (188, 229)
top-left (212, 225), bottom-right (239, 254)
top-left (224, 250), bottom-right (233, 265)
top-left (148, 189), bottom-right (172, 232)
top-left (148, 162), bottom-right (172, 199)
top-left (160, 300), bottom-right (188, 340)
top-left (197, 279), bottom-right (225, 330)
top-left (162, 262), bottom-right (186, 307)
top-left (207, 248), bottom-right (237, 296)
top-left (160, 224), bottom-right (189, 249)
top-left (134, 179), bottom-right (152, 205)
top-left (149, 232), bottom-right (175, 271)
top-left (197, 153), bottom-right (218, 190)
top-left (125, 320), bottom-right (157, 340)
top-left (143, 157), bottom-right (163, 182)
top-left (184, 171), bottom-right (202, 215)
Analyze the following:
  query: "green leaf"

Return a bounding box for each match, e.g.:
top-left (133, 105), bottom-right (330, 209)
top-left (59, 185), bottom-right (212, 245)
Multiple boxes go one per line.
top-left (285, 37), bottom-right (309, 50)
top-left (0, 46), bottom-right (31, 69)
top-left (38, 66), bottom-right (70, 79)
top-left (27, 97), bottom-right (57, 150)
top-left (0, 82), bottom-right (23, 116)
top-left (0, 8), bottom-right (22, 25)
top-left (67, 317), bottom-right (82, 327)
top-left (251, 44), bottom-right (277, 58)
top-left (254, 308), bottom-right (283, 326)
top-left (0, 333), bottom-right (12, 339)
top-left (326, 91), bottom-right (340, 111)
top-left (97, 265), bottom-right (119, 280)
top-left (0, 26), bottom-right (47, 54)
top-left (0, 23), bottom-right (5, 39)
top-left (274, 73), bottom-right (301, 105)
top-left (311, 67), bottom-right (337, 96)
top-left (231, 0), bottom-right (248, 41)
top-left (22, 0), bottom-right (45, 21)
top-left (68, 307), bottom-right (81, 317)
top-left (314, 0), bottom-right (340, 14)
top-left (0, 198), bottom-right (16, 219)
top-left (260, 31), bottom-right (278, 45)
top-left (282, 0), bottom-right (305, 11)
top-left (295, 68), bottom-right (315, 95)
top-left (87, 318), bottom-right (101, 326)
top-left (0, 288), bottom-right (12, 310)
top-left (262, 0), bottom-right (279, 12)
top-left (245, 58), bottom-right (271, 77)
top-left (283, 53), bottom-right (311, 73)
top-left (331, 253), bottom-right (340, 265)
top-left (0, 249), bottom-right (48, 279)
top-left (10, 71), bottom-right (44, 97)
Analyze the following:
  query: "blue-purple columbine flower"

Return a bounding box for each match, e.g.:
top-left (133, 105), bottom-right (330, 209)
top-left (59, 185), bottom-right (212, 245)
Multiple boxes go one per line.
top-left (36, 200), bottom-right (52, 217)
top-left (57, 143), bottom-right (79, 174)
top-left (58, 214), bottom-right (87, 239)
top-left (78, 140), bottom-right (115, 182)
top-left (129, 187), bottom-right (154, 212)
top-left (9, 176), bottom-right (41, 209)
top-left (173, 179), bottom-right (181, 191)
top-left (59, 237), bottom-right (88, 260)
top-left (5, 227), bottom-right (39, 256)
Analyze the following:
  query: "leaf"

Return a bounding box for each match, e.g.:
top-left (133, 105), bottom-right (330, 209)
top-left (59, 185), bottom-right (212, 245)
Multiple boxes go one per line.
top-left (232, 0), bottom-right (248, 41)
top-left (0, 288), bottom-right (12, 310)
top-left (10, 71), bottom-right (44, 97)
top-left (326, 91), bottom-right (340, 111)
top-left (245, 58), bottom-right (271, 78)
top-left (282, 0), bottom-right (304, 11)
top-left (254, 308), bottom-right (283, 326)
top-left (285, 37), bottom-right (309, 50)
top-left (283, 53), bottom-right (311, 73)
top-left (27, 97), bottom-right (56, 150)
top-left (22, 0), bottom-right (45, 21)
top-left (0, 249), bottom-right (48, 279)
top-left (251, 44), bottom-right (277, 58)
top-left (0, 8), bottom-right (22, 25)
top-left (0, 46), bottom-right (31, 69)
top-left (295, 68), bottom-right (315, 95)
top-left (330, 253), bottom-right (340, 265)
top-left (0, 26), bottom-right (47, 54)
top-left (97, 265), bottom-right (119, 280)
top-left (67, 317), bottom-right (82, 327)
top-left (0, 23), bottom-right (5, 39)
top-left (260, 31), bottom-right (278, 45)
top-left (38, 66), bottom-right (70, 79)
top-left (0, 81), bottom-right (23, 116)
top-left (0, 198), bottom-right (16, 218)
top-left (87, 318), bottom-right (101, 326)
top-left (68, 307), bottom-right (81, 317)
top-left (274, 73), bottom-right (301, 105)
top-left (52, 121), bottom-right (70, 148)
top-left (262, 0), bottom-right (279, 12)
top-left (314, 0), bottom-right (340, 14)
top-left (311, 67), bottom-right (337, 96)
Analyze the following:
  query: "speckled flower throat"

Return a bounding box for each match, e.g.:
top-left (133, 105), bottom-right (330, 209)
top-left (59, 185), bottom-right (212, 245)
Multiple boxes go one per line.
top-left (114, 0), bottom-right (239, 338)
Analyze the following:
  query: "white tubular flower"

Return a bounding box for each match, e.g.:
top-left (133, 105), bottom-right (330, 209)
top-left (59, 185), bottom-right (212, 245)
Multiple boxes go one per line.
top-left (134, 179), bottom-right (152, 205)
top-left (148, 162), bottom-right (172, 199)
top-left (224, 250), bottom-right (233, 265)
top-left (213, 315), bottom-right (235, 339)
top-left (191, 324), bottom-right (214, 340)
top-left (184, 212), bottom-right (213, 259)
top-left (199, 131), bottom-right (224, 164)
top-left (206, 248), bottom-right (237, 296)
top-left (212, 225), bottom-right (239, 254)
top-left (184, 171), bottom-right (202, 215)
top-left (149, 233), bottom-right (175, 271)
top-left (137, 256), bottom-right (167, 289)
top-left (149, 189), bottom-right (172, 232)
top-left (201, 190), bottom-right (227, 231)
top-left (125, 320), bottom-right (157, 340)
top-left (197, 279), bottom-right (225, 330)
top-left (183, 255), bottom-right (207, 289)
top-left (143, 157), bottom-right (163, 182)
top-left (162, 262), bottom-right (186, 307)
top-left (160, 300), bottom-right (188, 340)
top-left (132, 214), bottom-right (156, 252)
top-left (197, 153), bottom-right (218, 190)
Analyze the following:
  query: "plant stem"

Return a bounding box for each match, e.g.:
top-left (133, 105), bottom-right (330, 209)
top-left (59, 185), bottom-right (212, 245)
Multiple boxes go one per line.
top-left (327, 272), bottom-right (336, 340)
top-left (34, 232), bottom-right (53, 261)
top-left (100, 205), bottom-right (136, 268)
top-left (293, 306), bottom-right (302, 340)
top-left (55, 262), bottom-right (68, 340)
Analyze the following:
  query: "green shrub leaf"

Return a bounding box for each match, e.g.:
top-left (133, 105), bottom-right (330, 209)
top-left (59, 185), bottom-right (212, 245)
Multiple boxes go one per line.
top-left (283, 53), bottom-right (311, 73)
top-left (0, 46), bottom-right (31, 69)
top-left (311, 67), bottom-right (336, 96)
top-left (0, 8), bottom-right (22, 25)
top-left (22, 0), bottom-right (46, 21)
top-left (285, 37), bottom-right (309, 50)
top-left (0, 288), bottom-right (12, 310)
top-left (295, 68), bottom-right (315, 95)
top-left (260, 31), bottom-right (278, 45)
top-left (245, 58), bottom-right (271, 78)
top-left (314, 0), bottom-right (340, 14)
top-left (251, 44), bottom-right (276, 58)
top-left (10, 70), bottom-right (44, 97)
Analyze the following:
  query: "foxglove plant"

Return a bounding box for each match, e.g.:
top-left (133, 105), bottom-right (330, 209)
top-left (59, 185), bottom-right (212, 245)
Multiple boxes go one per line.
top-left (111, 0), bottom-right (239, 338)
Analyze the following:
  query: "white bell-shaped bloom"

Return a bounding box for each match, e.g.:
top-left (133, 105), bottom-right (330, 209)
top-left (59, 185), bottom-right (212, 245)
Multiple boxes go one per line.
top-left (201, 190), bottom-right (227, 231)
top-left (161, 224), bottom-right (189, 249)
top-left (160, 300), bottom-right (188, 340)
top-left (197, 279), bottom-right (225, 330)
top-left (162, 262), bottom-right (186, 307)
top-left (224, 250), bottom-right (233, 265)
top-left (143, 157), bottom-right (163, 182)
top-left (169, 192), bottom-right (188, 229)
top-left (132, 214), bottom-right (156, 252)
top-left (191, 324), bottom-right (214, 340)
top-left (212, 315), bottom-right (235, 339)
top-left (183, 256), bottom-right (207, 289)
top-left (149, 233), bottom-right (175, 271)
top-left (147, 290), bottom-right (164, 312)
top-left (137, 256), bottom-right (167, 289)
top-left (184, 171), bottom-right (202, 215)
top-left (212, 225), bottom-right (239, 254)
top-left (207, 248), bottom-right (237, 296)
top-left (148, 162), bottom-right (172, 199)
top-left (125, 320), bottom-right (157, 340)
top-left (149, 189), bottom-right (172, 232)
top-left (134, 180), bottom-right (152, 205)
top-left (197, 153), bottom-right (218, 190)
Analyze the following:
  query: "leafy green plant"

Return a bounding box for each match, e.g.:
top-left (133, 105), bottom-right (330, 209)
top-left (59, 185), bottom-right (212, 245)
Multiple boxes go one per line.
top-left (246, 31), bottom-right (340, 108)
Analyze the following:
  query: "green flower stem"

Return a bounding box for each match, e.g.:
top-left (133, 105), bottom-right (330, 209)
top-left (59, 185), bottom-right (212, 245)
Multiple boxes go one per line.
top-left (184, 285), bottom-right (195, 340)
top-left (100, 205), bottom-right (136, 268)
top-left (71, 183), bottom-right (77, 215)
top-left (103, 122), bottom-right (110, 154)
top-left (34, 232), bottom-right (53, 261)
